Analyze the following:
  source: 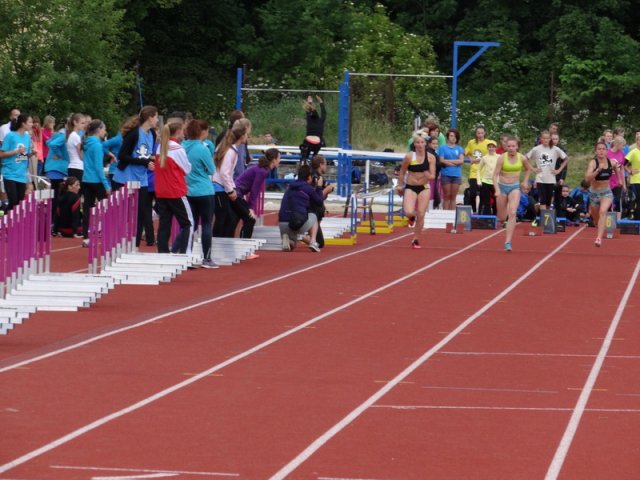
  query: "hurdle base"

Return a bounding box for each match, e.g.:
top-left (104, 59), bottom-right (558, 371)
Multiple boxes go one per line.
top-left (325, 234), bottom-right (357, 246)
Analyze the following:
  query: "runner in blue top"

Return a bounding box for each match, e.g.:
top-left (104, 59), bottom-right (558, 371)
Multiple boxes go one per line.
top-left (0, 113), bottom-right (33, 210)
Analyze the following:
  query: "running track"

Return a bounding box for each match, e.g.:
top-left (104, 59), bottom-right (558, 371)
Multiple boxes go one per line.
top-left (1, 223), bottom-right (639, 479)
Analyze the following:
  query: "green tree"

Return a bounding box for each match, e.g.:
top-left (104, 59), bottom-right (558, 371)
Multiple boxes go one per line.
top-left (0, 0), bottom-right (133, 127)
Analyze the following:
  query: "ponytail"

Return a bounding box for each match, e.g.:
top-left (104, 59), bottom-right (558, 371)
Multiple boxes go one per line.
top-left (259, 148), bottom-right (280, 169)
top-left (214, 122), bottom-right (248, 170)
top-left (65, 113), bottom-right (84, 141)
top-left (158, 120), bottom-right (184, 169)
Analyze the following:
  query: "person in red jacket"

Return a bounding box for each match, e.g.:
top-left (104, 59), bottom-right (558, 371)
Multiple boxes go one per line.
top-left (154, 120), bottom-right (193, 254)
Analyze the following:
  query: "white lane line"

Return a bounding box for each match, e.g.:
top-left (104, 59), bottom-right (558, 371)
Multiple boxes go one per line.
top-left (51, 465), bottom-right (237, 477)
top-left (545, 258), bottom-right (640, 480)
top-left (92, 474), bottom-right (177, 480)
top-left (0, 233), bottom-right (414, 374)
top-left (269, 227), bottom-right (583, 480)
top-left (440, 351), bottom-right (640, 359)
top-left (371, 405), bottom-right (640, 413)
top-left (0, 231), bottom-right (500, 474)
top-left (421, 385), bottom-right (558, 394)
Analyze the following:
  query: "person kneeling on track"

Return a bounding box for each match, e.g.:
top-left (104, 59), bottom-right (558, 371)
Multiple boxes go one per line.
top-left (278, 164), bottom-right (324, 252)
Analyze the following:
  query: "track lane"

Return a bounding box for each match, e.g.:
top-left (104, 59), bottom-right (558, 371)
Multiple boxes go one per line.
top-left (0, 227), bottom-right (574, 478)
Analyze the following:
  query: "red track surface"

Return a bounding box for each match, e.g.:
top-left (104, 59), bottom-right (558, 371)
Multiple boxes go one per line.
top-left (1, 221), bottom-right (639, 479)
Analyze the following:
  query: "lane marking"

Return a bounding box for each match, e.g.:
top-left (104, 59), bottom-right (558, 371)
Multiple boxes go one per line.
top-left (0, 234), bottom-right (414, 374)
top-left (545, 258), bottom-right (640, 480)
top-left (51, 245), bottom-right (83, 253)
top-left (422, 385), bottom-right (558, 394)
top-left (440, 351), bottom-right (640, 359)
top-left (92, 474), bottom-right (177, 480)
top-left (371, 405), bottom-right (640, 413)
top-left (269, 227), bottom-right (583, 480)
top-left (0, 231), bottom-right (501, 474)
top-left (51, 465), bottom-right (238, 477)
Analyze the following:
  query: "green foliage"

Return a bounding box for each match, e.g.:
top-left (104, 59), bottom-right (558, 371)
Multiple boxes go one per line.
top-left (0, 0), bottom-right (133, 127)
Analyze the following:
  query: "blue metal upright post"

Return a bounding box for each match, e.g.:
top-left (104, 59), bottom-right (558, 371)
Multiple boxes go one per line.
top-left (337, 71), bottom-right (352, 197)
top-left (451, 41), bottom-right (500, 128)
top-left (235, 67), bottom-right (243, 111)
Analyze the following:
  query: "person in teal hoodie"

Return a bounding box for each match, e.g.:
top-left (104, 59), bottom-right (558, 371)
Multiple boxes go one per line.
top-left (81, 119), bottom-right (111, 243)
top-left (0, 113), bottom-right (33, 210)
top-left (184, 119), bottom-right (217, 268)
top-left (44, 124), bottom-right (69, 233)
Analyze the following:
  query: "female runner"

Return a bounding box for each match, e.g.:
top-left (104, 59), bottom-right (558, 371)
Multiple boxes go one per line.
top-left (492, 136), bottom-right (533, 251)
top-left (585, 141), bottom-right (624, 247)
top-left (396, 131), bottom-right (436, 249)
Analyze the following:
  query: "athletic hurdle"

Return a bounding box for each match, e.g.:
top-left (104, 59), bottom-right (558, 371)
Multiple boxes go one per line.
top-left (87, 182), bottom-right (196, 285)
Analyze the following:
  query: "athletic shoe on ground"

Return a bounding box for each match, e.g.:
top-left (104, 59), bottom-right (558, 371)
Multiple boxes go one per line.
top-left (82, 239), bottom-right (90, 248)
top-left (246, 253), bottom-right (260, 260)
top-left (73, 233), bottom-right (84, 239)
top-left (309, 241), bottom-right (321, 252)
top-left (595, 237), bottom-right (602, 247)
top-left (281, 233), bottom-right (291, 251)
top-left (201, 258), bottom-right (219, 269)
top-left (504, 241), bottom-right (512, 252)
top-left (411, 239), bottom-right (421, 249)
top-left (408, 216), bottom-right (416, 228)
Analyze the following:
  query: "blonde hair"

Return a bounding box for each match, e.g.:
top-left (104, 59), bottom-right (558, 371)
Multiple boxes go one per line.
top-left (303, 102), bottom-right (314, 113)
top-left (158, 120), bottom-right (184, 169)
top-left (612, 135), bottom-right (626, 147)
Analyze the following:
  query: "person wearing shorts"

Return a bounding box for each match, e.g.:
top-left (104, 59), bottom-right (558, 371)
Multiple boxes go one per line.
top-left (493, 136), bottom-right (533, 252)
top-left (437, 128), bottom-right (465, 210)
top-left (586, 141), bottom-right (624, 247)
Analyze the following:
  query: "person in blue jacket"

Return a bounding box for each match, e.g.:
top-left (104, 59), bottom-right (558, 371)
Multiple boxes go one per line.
top-left (113, 106), bottom-right (158, 247)
top-left (184, 119), bottom-right (217, 268)
top-left (0, 113), bottom-right (33, 210)
top-left (278, 164), bottom-right (324, 252)
top-left (81, 119), bottom-right (111, 244)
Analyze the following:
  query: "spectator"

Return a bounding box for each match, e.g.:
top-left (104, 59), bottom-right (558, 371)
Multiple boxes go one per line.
top-left (103, 116), bottom-right (135, 189)
top-left (31, 116), bottom-right (44, 175)
top-left (438, 128), bottom-right (465, 210)
top-left (0, 108), bottom-right (20, 146)
top-left (212, 120), bottom-right (249, 237)
top-left (309, 154), bottom-right (334, 248)
top-left (263, 131), bottom-right (279, 145)
top-left (41, 115), bottom-right (55, 161)
top-left (477, 140), bottom-right (499, 215)
top-left (278, 164), bottom-right (323, 252)
top-left (54, 176), bottom-right (83, 237)
top-left (608, 136), bottom-right (627, 218)
top-left (464, 126), bottom-right (492, 213)
top-left (516, 182), bottom-right (537, 221)
top-left (235, 148), bottom-right (281, 243)
top-left (80, 120), bottom-right (111, 245)
top-left (184, 119), bottom-right (217, 268)
top-left (0, 113), bottom-right (33, 210)
top-left (601, 129), bottom-right (614, 149)
top-left (625, 142), bottom-right (640, 220)
top-left (154, 120), bottom-right (193, 254)
top-left (570, 180), bottom-right (592, 223)
top-left (300, 95), bottom-right (326, 162)
top-left (526, 130), bottom-right (568, 210)
top-left (113, 105), bottom-right (159, 247)
top-left (555, 185), bottom-right (580, 225)
top-left (233, 118), bottom-right (252, 179)
top-left (66, 113), bottom-right (88, 182)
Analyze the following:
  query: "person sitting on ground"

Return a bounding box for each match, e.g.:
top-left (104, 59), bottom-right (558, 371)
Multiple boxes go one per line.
top-left (55, 176), bottom-right (83, 237)
top-left (278, 164), bottom-right (324, 252)
top-left (516, 182), bottom-right (537, 222)
top-left (570, 179), bottom-right (592, 223)
top-left (555, 184), bottom-right (580, 225)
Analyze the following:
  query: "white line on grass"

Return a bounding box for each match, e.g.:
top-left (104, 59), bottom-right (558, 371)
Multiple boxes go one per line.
top-left (0, 230), bottom-right (500, 474)
top-left (269, 227), bottom-right (583, 480)
top-left (0, 233), bottom-right (413, 374)
top-left (544, 258), bottom-right (640, 480)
